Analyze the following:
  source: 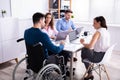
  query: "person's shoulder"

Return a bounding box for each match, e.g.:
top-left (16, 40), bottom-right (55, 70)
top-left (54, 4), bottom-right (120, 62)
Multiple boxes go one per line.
top-left (98, 28), bottom-right (107, 32)
top-left (40, 31), bottom-right (51, 41)
top-left (25, 27), bottom-right (33, 31)
top-left (24, 27), bottom-right (32, 33)
top-left (57, 18), bottom-right (64, 22)
top-left (69, 19), bottom-right (74, 22)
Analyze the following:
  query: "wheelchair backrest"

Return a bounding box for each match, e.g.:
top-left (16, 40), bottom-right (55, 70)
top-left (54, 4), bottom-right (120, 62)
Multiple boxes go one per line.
top-left (25, 42), bottom-right (45, 73)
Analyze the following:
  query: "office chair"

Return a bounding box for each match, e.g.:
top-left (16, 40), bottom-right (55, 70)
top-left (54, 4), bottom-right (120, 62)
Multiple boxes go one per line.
top-left (81, 44), bottom-right (116, 80)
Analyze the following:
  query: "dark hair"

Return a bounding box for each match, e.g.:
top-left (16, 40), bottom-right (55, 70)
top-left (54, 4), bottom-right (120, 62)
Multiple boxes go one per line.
top-left (94, 16), bottom-right (107, 29)
top-left (45, 12), bottom-right (54, 30)
top-left (65, 9), bottom-right (73, 14)
top-left (32, 12), bottom-right (45, 24)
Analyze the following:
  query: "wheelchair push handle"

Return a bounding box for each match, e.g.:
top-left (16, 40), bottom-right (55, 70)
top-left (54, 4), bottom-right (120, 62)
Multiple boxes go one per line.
top-left (17, 38), bottom-right (24, 42)
top-left (17, 38), bottom-right (43, 47)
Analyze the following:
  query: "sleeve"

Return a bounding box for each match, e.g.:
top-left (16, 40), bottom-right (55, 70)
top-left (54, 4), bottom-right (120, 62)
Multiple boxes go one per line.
top-left (41, 33), bottom-right (64, 54)
top-left (56, 19), bottom-right (62, 32)
top-left (71, 21), bottom-right (76, 30)
top-left (53, 27), bottom-right (58, 36)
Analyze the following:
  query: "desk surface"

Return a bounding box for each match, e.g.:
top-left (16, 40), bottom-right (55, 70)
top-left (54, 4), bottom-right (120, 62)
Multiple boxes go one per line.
top-left (52, 35), bottom-right (92, 80)
top-left (52, 40), bottom-right (83, 52)
top-left (64, 42), bottom-right (83, 52)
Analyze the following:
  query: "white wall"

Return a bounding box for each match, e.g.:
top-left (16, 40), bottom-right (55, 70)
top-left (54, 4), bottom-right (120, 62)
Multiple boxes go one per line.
top-left (0, 0), bottom-right (48, 19)
top-left (71, 0), bottom-right (89, 21)
top-left (0, 0), bottom-right (48, 57)
top-left (0, 0), bottom-right (11, 17)
top-left (11, 0), bottom-right (48, 19)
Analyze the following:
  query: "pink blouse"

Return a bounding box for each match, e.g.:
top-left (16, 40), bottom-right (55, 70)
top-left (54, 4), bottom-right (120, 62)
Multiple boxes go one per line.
top-left (42, 26), bottom-right (58, 38)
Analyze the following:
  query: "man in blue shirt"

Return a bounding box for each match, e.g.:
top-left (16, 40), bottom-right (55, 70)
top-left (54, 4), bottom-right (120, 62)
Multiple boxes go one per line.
top-left (56, 9), bottom-right (76, 32)
top-left (56, 10), bottom-right (77, 61)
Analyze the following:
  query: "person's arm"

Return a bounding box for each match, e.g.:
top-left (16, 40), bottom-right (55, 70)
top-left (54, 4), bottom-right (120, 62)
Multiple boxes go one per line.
top-left (80, 31), bottom-right (100, 49)
top-left (56, 20), bottom-right (63, 32)
top-left (50, 27), bottom-right (58, 39)
top-left (71, 21), bottom-right (76, 30)
top-left (42, 33), bottom-right (64, 54)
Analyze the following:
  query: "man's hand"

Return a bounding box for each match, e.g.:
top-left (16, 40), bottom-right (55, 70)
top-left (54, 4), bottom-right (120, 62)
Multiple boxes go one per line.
top-left (60, 40), bottom-right (65, 45)
top-left (50, 35), bottom-right (56, 40)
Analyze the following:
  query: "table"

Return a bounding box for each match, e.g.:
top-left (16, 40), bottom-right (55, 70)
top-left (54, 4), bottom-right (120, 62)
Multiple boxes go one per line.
top-left (64, 42), bottom-right (83, 80)
top-left (53, 34), bottom-right (92, 80)
top-left (53, 40), bottom-right (83, 80)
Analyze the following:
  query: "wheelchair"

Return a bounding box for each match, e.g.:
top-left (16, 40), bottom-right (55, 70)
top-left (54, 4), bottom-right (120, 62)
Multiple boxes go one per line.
top-left (12, 38), bottom-right (66, 80)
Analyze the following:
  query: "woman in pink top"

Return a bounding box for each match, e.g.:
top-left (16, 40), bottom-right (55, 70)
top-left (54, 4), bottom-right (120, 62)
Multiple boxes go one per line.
top-left (42, 12), bottom-right (58, 39)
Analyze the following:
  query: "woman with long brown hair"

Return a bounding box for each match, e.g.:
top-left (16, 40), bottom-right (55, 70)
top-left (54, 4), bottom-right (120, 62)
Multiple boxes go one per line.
top-left (42, 12), bottom-right (58, 39)
top-left (80, 16), bottom-right (110, 80)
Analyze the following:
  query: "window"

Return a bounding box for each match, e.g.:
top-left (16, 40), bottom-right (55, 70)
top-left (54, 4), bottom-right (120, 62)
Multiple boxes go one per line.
top-left (72, 0), bottom-right (120, 25)
top-left (114, 0), bottom-right (120, 24)
top-left (89, 0), bottom-right (114, 24)
top-left (72, 0), bottom-right (89, 21)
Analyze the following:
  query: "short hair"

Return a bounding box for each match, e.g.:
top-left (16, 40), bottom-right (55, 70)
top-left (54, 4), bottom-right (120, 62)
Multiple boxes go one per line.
top-left (65, 9), bottom-right (73, 14)
top-left (32, 12), bottom-right (45, 24)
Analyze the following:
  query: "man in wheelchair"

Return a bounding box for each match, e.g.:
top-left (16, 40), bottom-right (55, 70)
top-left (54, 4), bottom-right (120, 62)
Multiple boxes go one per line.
top-left (24, 12), bottom-right (71, 79)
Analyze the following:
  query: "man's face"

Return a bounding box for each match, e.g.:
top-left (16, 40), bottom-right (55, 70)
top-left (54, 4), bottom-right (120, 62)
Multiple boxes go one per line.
top-left (40, 18), bottom-right (45, 28)
top-left (65, 12), bottom-right (72, 20)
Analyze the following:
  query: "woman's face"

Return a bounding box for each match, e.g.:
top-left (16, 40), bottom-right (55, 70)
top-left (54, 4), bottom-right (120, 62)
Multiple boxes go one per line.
top-left (93, 20), bottom-right (101, 29)
top-left (45, 14), bottom-right (52, 24)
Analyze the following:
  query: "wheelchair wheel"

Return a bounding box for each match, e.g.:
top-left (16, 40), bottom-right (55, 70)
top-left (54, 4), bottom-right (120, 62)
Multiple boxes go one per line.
top-left (12, 57), bottom-right (34, 80)
top-left (36, 64), bottom-right (63, 80)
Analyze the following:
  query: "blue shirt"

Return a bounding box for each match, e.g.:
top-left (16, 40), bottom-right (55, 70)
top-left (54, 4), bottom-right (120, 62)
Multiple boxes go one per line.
top-left (24, 27), bottom-right (64, 58)
top-left (56, 18), bottom-right (76, 32)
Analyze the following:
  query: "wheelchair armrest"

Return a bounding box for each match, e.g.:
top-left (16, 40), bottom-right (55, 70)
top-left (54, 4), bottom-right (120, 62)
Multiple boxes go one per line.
top-left (33, 42), bottom-right (43, 47)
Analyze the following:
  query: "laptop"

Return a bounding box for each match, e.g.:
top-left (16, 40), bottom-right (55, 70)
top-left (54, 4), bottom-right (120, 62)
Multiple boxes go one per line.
top-left (55, 31), bottom-right (70, 41)
top-left (69, 28), bottom-right (83, 44)
top-left (69, 30), bottom-right (78, 42)
top-left (75, 27), bottom-right (83, 38)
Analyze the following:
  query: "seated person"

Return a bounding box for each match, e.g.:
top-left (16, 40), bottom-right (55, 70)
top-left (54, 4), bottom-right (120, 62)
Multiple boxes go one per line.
top-left (42, 12), bottom-right (58, 40)
top-left (56, 9), bottom-right (76, 32)
top-left (24, 12), bottom-right (70, 73)
top-left (56, 9), bottom-right (77, 61)
top-left (80, 16), bottom-right (110, 80)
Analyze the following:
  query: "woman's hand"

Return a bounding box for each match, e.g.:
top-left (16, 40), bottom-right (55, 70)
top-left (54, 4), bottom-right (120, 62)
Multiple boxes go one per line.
top-left (80, 39), bottom-right (85, 44)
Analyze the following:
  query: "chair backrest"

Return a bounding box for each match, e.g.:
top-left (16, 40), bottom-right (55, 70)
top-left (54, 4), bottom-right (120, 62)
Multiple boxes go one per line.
top-left (99, 44), bottom-right (116, 64)
top-left (25, 42), bottom-right (45, 73)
